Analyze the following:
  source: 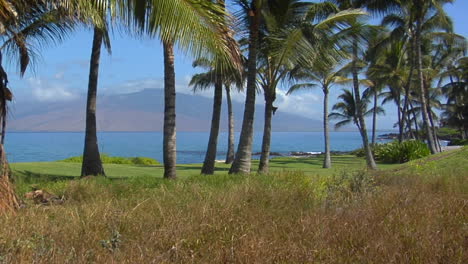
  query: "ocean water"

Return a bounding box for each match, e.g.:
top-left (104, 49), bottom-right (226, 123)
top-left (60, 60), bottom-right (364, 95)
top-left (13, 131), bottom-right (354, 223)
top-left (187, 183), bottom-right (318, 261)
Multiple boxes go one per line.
top-left (5, 131), bottom-right (394, 163)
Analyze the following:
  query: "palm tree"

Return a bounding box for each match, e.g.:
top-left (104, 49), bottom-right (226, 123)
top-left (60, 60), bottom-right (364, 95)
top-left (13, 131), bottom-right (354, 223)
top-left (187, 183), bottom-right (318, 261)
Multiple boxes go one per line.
top-left (330, 89), bottom-right (384, 131)
top-left (0, 0), bottom-right (77, 211)
top-left (190, 57), bottom-right (243, 174)
top-left (229, 0), bottom-right (263, 174)
top-left (375, 0), bottom-right (455, 153)
top-left (128, 0), bottom-right (242, 178)
top-left (256, 0), bottom-right (366, 173)
top-left (288, 64), bottom-right (350, 168)
top-left (255, 0), bottom-right (311, 174)
top-left (81, 24), bottom-right (111, 177)
top-left (440, 56), bottom-right (468, 138)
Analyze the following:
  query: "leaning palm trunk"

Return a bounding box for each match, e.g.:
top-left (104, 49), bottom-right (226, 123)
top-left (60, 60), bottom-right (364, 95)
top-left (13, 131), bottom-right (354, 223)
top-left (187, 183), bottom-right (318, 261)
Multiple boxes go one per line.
top-left (201, 77), bottom-right (223, 174)
top-left (415, 18), bottom-right (437, 154)
top-left (0, 145), bottom-right (19, 212)
top-left (225, 85), bottom-right (235, 164)
top-left (352, 41), bottom-right (377, 170)
top-left (0, 53), bottom-right (19, 212)
top-left (258, 90), bottom-right (274, 173)
top-left (163, 40), bottom-right (177, 179)
top-left (427, 105), bottom-right (442, 152)
top-left (323, 89), bottom-right (331, 168)
top-left (81, 27), bottom-right (105, 177)
top-left (229, 7), bottom-right (260, 174)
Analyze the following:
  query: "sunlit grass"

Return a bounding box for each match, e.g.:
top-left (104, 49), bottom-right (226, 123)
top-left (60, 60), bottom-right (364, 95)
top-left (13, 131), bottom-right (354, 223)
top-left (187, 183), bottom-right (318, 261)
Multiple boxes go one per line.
top-left (1, 149), bottom-right (466, 263)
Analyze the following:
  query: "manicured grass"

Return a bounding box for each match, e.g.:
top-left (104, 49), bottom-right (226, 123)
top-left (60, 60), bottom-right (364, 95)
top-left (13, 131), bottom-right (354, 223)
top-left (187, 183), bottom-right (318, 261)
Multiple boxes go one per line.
top-left (11, 155), bottom-right (398, 181)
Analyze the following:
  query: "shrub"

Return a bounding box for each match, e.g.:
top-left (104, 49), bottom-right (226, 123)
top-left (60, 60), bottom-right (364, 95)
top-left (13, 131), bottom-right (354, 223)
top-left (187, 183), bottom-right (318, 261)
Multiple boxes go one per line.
top-left (130, 157), bottom-right (159, 165)
top-left (60, 154), bottom-right (160, 165)
top-left (448, 139), bottom-right (468, 146)
top-left (374, 140), bottom-right (430, 164)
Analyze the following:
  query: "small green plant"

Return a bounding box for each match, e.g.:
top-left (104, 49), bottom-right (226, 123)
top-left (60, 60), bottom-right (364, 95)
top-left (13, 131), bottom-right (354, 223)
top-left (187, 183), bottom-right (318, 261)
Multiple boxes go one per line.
top-left (100, 230), bottom-right (121, 253)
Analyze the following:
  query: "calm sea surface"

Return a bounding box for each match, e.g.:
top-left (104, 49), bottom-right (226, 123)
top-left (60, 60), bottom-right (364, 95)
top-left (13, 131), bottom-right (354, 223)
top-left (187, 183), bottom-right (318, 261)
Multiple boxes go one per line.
top-left (5, 131), bottom-right (395, 163)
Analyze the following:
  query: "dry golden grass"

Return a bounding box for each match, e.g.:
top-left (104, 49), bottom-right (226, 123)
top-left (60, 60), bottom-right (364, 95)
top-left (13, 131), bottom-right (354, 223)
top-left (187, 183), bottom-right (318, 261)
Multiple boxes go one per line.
top-left (1, 149), bottom-right (467, 263)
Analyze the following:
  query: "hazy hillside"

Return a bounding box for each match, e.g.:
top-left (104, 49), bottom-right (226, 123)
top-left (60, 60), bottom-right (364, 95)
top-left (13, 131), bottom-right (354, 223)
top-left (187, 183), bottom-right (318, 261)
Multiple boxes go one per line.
top-left (8, 89), bottom-right (322, 132)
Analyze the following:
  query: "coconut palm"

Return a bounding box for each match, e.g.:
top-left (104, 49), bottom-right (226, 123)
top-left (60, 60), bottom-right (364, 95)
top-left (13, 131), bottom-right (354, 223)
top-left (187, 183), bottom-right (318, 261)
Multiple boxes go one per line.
top-left (255, 0), bottom-right (366, 173)
top-left (329, 89), bottom-right (384, 131)
top-left (81, 12), bottom-right (111, 177)
top-left (189, 57), bottom-right (243, 174)
top-left (440, 56), bottom-right (468, 138)
top-left (127, 0), bottom-right (241, 178)
top-left (288, 64), bottom-right (350, 168)
top-left (229, 0), bottom-right (263, 174)
top-left (0, 0), bottom-right (78, 211)
top-left (373, 0), bottom-right (456, 153)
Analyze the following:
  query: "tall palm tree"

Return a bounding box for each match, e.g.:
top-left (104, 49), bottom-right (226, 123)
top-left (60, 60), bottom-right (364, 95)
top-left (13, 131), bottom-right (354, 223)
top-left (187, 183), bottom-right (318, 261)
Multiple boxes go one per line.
top-left (128, 0), bottom-right (242, 178)
top-left (288, 64), bottom-right (350, 168)
top-left (374, 0), bottom-right (455, 153)
top-left (440, 56), bottom-right (468, 138)
top-left (256, 0), bottom-right (366, 173)
top-left (81, 24), bottom-right (111, 177)
top-left (190, 57), bottom-right (243, 174)
top-left (229, 0), bottom-right (263, 174)
top-left (0, 0), bottom-right (76, 211)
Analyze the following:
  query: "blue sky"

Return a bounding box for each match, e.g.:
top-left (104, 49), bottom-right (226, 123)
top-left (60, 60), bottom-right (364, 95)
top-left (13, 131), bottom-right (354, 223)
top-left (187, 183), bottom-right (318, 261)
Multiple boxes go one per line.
top-left (6, 0), bottom-right (468, 130)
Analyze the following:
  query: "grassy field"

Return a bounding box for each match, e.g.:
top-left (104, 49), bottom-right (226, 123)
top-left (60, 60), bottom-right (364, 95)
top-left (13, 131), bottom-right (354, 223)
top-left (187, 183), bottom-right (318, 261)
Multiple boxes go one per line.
top-left (11, 154), bottom-right (397, 179)
top-left (1, 149), bottom-right (467, 263)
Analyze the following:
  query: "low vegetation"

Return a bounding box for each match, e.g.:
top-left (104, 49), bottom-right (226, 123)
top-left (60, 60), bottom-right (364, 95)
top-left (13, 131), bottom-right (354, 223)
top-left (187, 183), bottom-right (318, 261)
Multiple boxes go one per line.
top-left (353, 140), bottom-right (431, 164)
top-left (1, 148), bottom-right (466, 263)
top-left (61, 154), bottom-right (159, 166)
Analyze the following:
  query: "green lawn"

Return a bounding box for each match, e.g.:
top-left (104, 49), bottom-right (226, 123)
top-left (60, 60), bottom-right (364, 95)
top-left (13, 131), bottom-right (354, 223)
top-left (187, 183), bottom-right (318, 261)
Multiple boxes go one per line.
top-left (11, 155), bottom-right (398, 180)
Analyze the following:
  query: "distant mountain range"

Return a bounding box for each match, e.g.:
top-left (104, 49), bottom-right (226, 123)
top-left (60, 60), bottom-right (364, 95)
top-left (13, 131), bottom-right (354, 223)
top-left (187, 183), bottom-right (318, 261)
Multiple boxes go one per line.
top-left (8, 89), bottom-right (322, 132)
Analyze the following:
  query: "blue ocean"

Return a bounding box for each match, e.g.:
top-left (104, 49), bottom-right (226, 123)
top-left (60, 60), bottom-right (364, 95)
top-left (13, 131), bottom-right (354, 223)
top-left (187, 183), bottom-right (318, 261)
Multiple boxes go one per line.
top-left (5, 131), bottom-right (395, 163)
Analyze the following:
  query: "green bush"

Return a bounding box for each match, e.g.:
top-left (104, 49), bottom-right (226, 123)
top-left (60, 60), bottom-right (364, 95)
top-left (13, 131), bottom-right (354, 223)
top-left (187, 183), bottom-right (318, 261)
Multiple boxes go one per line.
top-left (130, 157), bottom-right (160, 165)
top-left (351, 148), bottom-right (366, 157)
top-left (60, 154), bottom-right (160, 165)
top-left (374, 140), bottom-right (430, 164)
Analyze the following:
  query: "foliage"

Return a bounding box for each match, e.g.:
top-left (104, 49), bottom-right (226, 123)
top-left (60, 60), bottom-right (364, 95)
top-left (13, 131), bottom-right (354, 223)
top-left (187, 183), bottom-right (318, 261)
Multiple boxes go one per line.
top-left (448, 139), bottom-right (468, 146)
top-left (437, 127), bottom-right (461, 138)
top-left (373, 140), bottom-right (431, 164)
top-left (61, 154), bottom-right (159, 166)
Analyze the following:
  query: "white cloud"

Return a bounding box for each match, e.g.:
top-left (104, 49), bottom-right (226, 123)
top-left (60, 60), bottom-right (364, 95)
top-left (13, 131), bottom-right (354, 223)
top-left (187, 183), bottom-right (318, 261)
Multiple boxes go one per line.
top-left (274, 89), bottom-right (321, 118)
top-left (28, 78), bottom-right (78, 102)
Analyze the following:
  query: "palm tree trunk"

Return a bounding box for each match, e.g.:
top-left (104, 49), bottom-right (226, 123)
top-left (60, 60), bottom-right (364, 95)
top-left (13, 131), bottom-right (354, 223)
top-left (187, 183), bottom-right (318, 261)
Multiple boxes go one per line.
top-left (0, 145), bottom-right (19, 212)
top-left (372, 87), bottom-right (378, 146)
top-left (0, 52), bottom-right (19, 212)
top-left (225, 85), bottom-right (235, 164)
top-left (163, 40), bottom-right (177, 179)
top-left (409, 101), bottom-right (420, 139)
top-left (352, 40), bottom-right (377, 170)
top-left (415, 18), bottom-right (438, 154)
top-left (258, 91), bottom-right (273, 173)
top-left (201, 77), bottom-right (223, 174)
top-left (81, 27), bottom-right (105, 177)
top-left (397, 98), bottom-right (402, 142)
top-left (323, 89), bottom-right (331, 168)
top-left (229, 5), bottom-right (260, 174)
top-left (427, 105), bottom-right (442, 152)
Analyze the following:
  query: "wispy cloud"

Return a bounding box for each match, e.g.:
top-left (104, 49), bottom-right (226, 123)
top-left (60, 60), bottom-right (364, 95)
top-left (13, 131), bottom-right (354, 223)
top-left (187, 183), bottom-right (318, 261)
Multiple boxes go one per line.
top-left (28, 78), bottom-right (79, 102)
